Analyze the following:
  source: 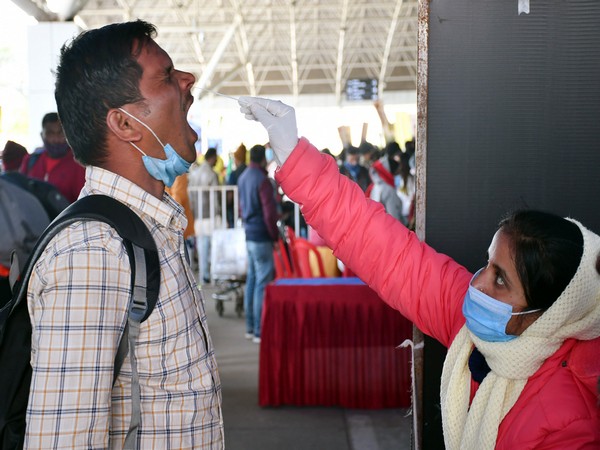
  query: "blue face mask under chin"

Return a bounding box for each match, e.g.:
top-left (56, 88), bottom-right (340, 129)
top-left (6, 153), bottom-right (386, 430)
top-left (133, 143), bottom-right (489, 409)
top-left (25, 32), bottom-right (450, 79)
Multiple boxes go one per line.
top-left (462, 268), bottom-right (541, 342)
top-left (139, 144), bottom-right (191, 187)
top-left (118, 108), bottom-right (192, 187)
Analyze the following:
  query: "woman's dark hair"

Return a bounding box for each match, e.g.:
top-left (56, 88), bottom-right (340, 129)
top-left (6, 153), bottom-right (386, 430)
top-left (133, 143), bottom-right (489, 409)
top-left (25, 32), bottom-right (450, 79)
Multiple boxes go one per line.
top-left (54, 20), bottom-right (156, 167)
top-left (498, 210), bottom-right (583, 310)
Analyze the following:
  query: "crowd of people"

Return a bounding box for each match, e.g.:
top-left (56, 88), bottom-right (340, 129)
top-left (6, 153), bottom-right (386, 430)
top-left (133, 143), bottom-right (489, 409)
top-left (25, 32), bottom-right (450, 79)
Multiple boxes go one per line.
top-left (1, 114), bottom-right (83, 293)
top-left (0, 18), bottom-right (598, 450)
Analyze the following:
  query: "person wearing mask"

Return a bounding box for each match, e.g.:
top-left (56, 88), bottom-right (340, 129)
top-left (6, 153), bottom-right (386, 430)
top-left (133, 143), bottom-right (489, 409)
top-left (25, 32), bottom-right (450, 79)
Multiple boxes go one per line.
top-left (20, 112), bottom-right (85, 203)
top-left (2, 139), bottom-right (70, 220)
top-left (238, 144), bottom-right (279, 343)
top-left (188, 147), bottom-right (221, 283)
top-left (238, 96), bottom-right (600, 449)
top-left (339, 145), bottom-right (371, 193)
top-left (369, 153), bottom-right (405, 224)
top-left (358, 141), bottom-right (380, 168)
top-left (226, 143), bottom-right (247, 227)
top-left (25, 21), bottom-right (223, 448)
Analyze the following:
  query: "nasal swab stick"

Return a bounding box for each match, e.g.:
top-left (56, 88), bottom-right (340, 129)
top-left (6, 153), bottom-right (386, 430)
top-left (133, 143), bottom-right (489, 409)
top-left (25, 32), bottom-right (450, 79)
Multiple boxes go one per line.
top-left (194, 86), bottom-right (248, 104)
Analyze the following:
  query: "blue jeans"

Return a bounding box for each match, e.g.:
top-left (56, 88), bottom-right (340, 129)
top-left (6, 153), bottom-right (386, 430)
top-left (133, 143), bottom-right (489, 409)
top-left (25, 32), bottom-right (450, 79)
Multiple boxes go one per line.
top-left (200, 235), bottom-right (211, 281)
top-left (244, 240), bottom-right (274, 337)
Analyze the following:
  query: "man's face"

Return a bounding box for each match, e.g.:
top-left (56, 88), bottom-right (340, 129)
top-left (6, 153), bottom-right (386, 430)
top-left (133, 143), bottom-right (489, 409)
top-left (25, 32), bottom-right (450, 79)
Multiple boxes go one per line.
top-left (346, 153), bottom-right (359, 165)
top-left (131, 39), bottom-right (198, 163)
top-left (41, 120), bottom-right (66, 146)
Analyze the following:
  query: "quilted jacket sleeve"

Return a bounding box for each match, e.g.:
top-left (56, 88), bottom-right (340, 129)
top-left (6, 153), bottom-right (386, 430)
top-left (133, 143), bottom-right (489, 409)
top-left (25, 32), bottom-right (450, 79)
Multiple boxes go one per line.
top-left (275, 138), bottom-right (472, 347)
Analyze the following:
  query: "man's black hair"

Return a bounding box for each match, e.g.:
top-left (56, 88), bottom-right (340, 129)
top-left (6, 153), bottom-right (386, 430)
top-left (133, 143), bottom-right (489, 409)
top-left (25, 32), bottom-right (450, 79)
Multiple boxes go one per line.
top-left (205, 147), bottom-right (217, 160)
top-left (41, 112), bottom-right (60, 129)
top-left (346, 145), bottom-right (360, 156)
top-left (384, 141), bottom-right (401, 157)
top-left (249, 144), bottom-right (266, 163)
top-left (54, 20), bottom-right (156, 167)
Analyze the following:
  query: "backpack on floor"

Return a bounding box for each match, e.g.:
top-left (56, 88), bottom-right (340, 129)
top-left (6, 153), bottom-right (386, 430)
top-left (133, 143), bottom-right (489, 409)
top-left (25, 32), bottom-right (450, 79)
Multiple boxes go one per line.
top-left (0, 194), bottom-right (160, 450)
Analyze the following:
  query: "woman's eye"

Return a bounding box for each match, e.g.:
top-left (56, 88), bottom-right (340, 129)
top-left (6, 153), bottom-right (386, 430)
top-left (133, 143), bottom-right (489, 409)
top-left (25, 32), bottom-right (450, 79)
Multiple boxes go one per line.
top-left (495, 274), bottom-right (505, 286)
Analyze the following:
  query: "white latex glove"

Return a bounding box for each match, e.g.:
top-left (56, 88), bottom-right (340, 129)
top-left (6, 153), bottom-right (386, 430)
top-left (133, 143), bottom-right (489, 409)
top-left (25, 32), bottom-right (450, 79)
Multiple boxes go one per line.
top-left (238, 96), bottom-right (298, 166)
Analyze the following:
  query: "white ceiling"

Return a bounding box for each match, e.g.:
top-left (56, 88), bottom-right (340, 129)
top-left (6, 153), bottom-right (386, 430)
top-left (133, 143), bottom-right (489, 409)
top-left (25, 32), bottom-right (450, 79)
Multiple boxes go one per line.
top-left (15, 0), bottom-right (418, 101)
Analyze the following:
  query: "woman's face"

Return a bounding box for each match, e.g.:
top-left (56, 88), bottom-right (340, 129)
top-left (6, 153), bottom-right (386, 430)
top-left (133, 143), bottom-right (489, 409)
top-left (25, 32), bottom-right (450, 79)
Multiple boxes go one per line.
top-left (472, 229), bottom-right (540, 336)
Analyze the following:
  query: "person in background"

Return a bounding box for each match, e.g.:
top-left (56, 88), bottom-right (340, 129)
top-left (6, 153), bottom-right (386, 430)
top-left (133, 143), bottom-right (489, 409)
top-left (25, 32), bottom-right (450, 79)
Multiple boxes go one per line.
top-left (339, 145), bottom-right (371, 193)
top-left (393, 143), bottom-right (415, 199)
top-left (382, 141), bottom-right (415, 226)
top-left (2, 140), bottom-right (70, 220)
top-left (189, 147), bottom-right (221, 283)
top-left (369, 152), bottom-right (405, 224)
top-left (238, 144), bottom-right (278, 343)
top-left (405, 138), bottom-right (416, 174)
top-left (26, 20), bottom-right (223, 448)
top-left (226, 143), bottom-right (247, 227)
top-left (165, 173), bottom-right (196, 267)
top-left (396, 150), bottom-right (416, 228)
top-left (20, 112), bottom-right (85, 203)
top-left (265, 143), bottom-right (279, 180)
top-left (358, 141), bottom-right (380, 168)
top-left (215, 152), bottom-right (227, 184)
top-left (0, 178), bottom-right (50, 303)
top-left (227, 143), bottom-right (247, 186)
top-left (238, 96), bottom-right (600, 449)
top-left (1, 140), bottom-right (28, 173)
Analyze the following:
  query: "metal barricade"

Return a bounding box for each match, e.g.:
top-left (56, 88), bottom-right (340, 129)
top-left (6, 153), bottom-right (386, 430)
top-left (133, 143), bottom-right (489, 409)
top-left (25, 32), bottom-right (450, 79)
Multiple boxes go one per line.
top-left (187, 185), bottom-right (304, 281)
top-left (187, 185), bottom-right (240, 282)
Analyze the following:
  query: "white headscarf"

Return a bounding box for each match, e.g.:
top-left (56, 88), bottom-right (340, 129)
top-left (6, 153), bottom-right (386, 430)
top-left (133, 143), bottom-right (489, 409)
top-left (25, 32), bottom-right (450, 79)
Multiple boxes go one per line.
top-left (440, 219), bottom-right (600, 450)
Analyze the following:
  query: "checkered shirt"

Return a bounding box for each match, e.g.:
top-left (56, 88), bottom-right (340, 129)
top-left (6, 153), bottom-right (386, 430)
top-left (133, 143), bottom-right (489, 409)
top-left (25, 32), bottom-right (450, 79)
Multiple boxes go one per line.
top-left (25, 166), bottom-right (223, 449)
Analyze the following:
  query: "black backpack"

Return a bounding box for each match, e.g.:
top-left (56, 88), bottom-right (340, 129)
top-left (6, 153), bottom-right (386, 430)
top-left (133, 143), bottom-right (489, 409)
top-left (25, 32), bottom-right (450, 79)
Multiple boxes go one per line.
top-left (0, 194), bottom-right (160, 450)
top-left (0, 172), bottom-right (70, 220)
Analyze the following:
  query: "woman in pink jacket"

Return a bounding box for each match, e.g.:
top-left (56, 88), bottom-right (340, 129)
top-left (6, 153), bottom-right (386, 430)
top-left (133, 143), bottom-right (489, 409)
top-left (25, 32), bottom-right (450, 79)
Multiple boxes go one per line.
top-left (238, 97), bottom-right (600, 449)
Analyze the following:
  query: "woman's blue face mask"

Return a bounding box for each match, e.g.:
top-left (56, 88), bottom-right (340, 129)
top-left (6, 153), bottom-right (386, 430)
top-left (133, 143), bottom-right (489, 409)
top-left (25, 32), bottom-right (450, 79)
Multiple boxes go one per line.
top-left (462, 268), bottom-right (541, 342)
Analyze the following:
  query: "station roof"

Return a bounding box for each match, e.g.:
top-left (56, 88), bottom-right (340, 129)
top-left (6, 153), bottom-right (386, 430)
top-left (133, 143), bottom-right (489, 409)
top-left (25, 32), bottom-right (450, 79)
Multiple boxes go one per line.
top-left (13, 0), bottom-right (418, 100)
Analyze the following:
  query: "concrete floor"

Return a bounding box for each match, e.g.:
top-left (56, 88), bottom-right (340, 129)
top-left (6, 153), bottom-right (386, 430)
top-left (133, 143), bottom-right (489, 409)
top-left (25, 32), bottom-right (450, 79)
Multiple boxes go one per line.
top-left (202, 284), bottom-right (413, 450)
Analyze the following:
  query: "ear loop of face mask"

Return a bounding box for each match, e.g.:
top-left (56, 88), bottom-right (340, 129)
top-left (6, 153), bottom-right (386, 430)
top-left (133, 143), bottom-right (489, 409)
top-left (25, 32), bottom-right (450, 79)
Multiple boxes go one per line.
top-left (511, 308), bottom-right (542, 316)
top-left (118, 107), bottom-right (165, 156)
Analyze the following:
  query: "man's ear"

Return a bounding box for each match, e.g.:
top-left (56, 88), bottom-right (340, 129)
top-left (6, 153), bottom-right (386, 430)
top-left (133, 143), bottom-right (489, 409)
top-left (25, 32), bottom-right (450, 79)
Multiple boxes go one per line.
top-left (106, 108), bottom-right (143, 142)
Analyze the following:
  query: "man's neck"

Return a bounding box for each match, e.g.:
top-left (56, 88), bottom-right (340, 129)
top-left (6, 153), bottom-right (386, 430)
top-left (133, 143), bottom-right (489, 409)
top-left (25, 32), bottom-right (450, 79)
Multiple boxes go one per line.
top-left (101, 142), bottom-right (165, 199)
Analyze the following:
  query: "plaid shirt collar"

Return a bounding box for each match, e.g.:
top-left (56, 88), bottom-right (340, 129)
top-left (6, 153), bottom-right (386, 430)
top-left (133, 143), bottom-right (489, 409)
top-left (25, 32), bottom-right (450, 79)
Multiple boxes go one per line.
top-left (81, 165), bottom-right (187, 232)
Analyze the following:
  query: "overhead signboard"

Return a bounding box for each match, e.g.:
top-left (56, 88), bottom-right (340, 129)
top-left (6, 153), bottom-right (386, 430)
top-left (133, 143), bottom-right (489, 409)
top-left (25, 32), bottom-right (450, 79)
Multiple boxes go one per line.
top-left (346, 78), bottom-right (378, 101)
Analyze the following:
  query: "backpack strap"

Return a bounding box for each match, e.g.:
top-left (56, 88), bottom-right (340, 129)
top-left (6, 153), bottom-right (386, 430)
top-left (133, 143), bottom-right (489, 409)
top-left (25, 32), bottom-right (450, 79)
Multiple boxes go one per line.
top-left (9, 195), bottom-right (159, 321)
top-left (8, 194), bottom-right (159, 450)
top-left (120, 243), bottom-right (149, 450)
top-left (25, 152), bottom-right (41, 175)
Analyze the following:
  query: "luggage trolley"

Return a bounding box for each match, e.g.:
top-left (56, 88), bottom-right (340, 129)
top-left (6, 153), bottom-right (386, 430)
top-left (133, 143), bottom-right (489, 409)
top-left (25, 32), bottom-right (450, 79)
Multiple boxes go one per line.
top-left (210, 227), bottom-right (247, 317)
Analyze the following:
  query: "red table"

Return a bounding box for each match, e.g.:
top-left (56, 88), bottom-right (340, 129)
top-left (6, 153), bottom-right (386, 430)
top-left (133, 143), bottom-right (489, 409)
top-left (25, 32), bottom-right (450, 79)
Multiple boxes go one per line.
top-left (259, 278), bottom-right (412, 409)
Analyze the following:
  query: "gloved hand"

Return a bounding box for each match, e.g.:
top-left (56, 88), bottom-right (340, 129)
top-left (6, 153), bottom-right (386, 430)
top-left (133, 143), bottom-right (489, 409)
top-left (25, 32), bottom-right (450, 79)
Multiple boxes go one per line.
top-left (238, 96), bottom-right (298, 166)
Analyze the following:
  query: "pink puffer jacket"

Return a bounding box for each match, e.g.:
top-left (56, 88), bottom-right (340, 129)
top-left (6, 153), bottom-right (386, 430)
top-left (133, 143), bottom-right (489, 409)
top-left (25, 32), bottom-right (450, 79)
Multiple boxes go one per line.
top-left (275, 138), bottom-right (600, 449)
